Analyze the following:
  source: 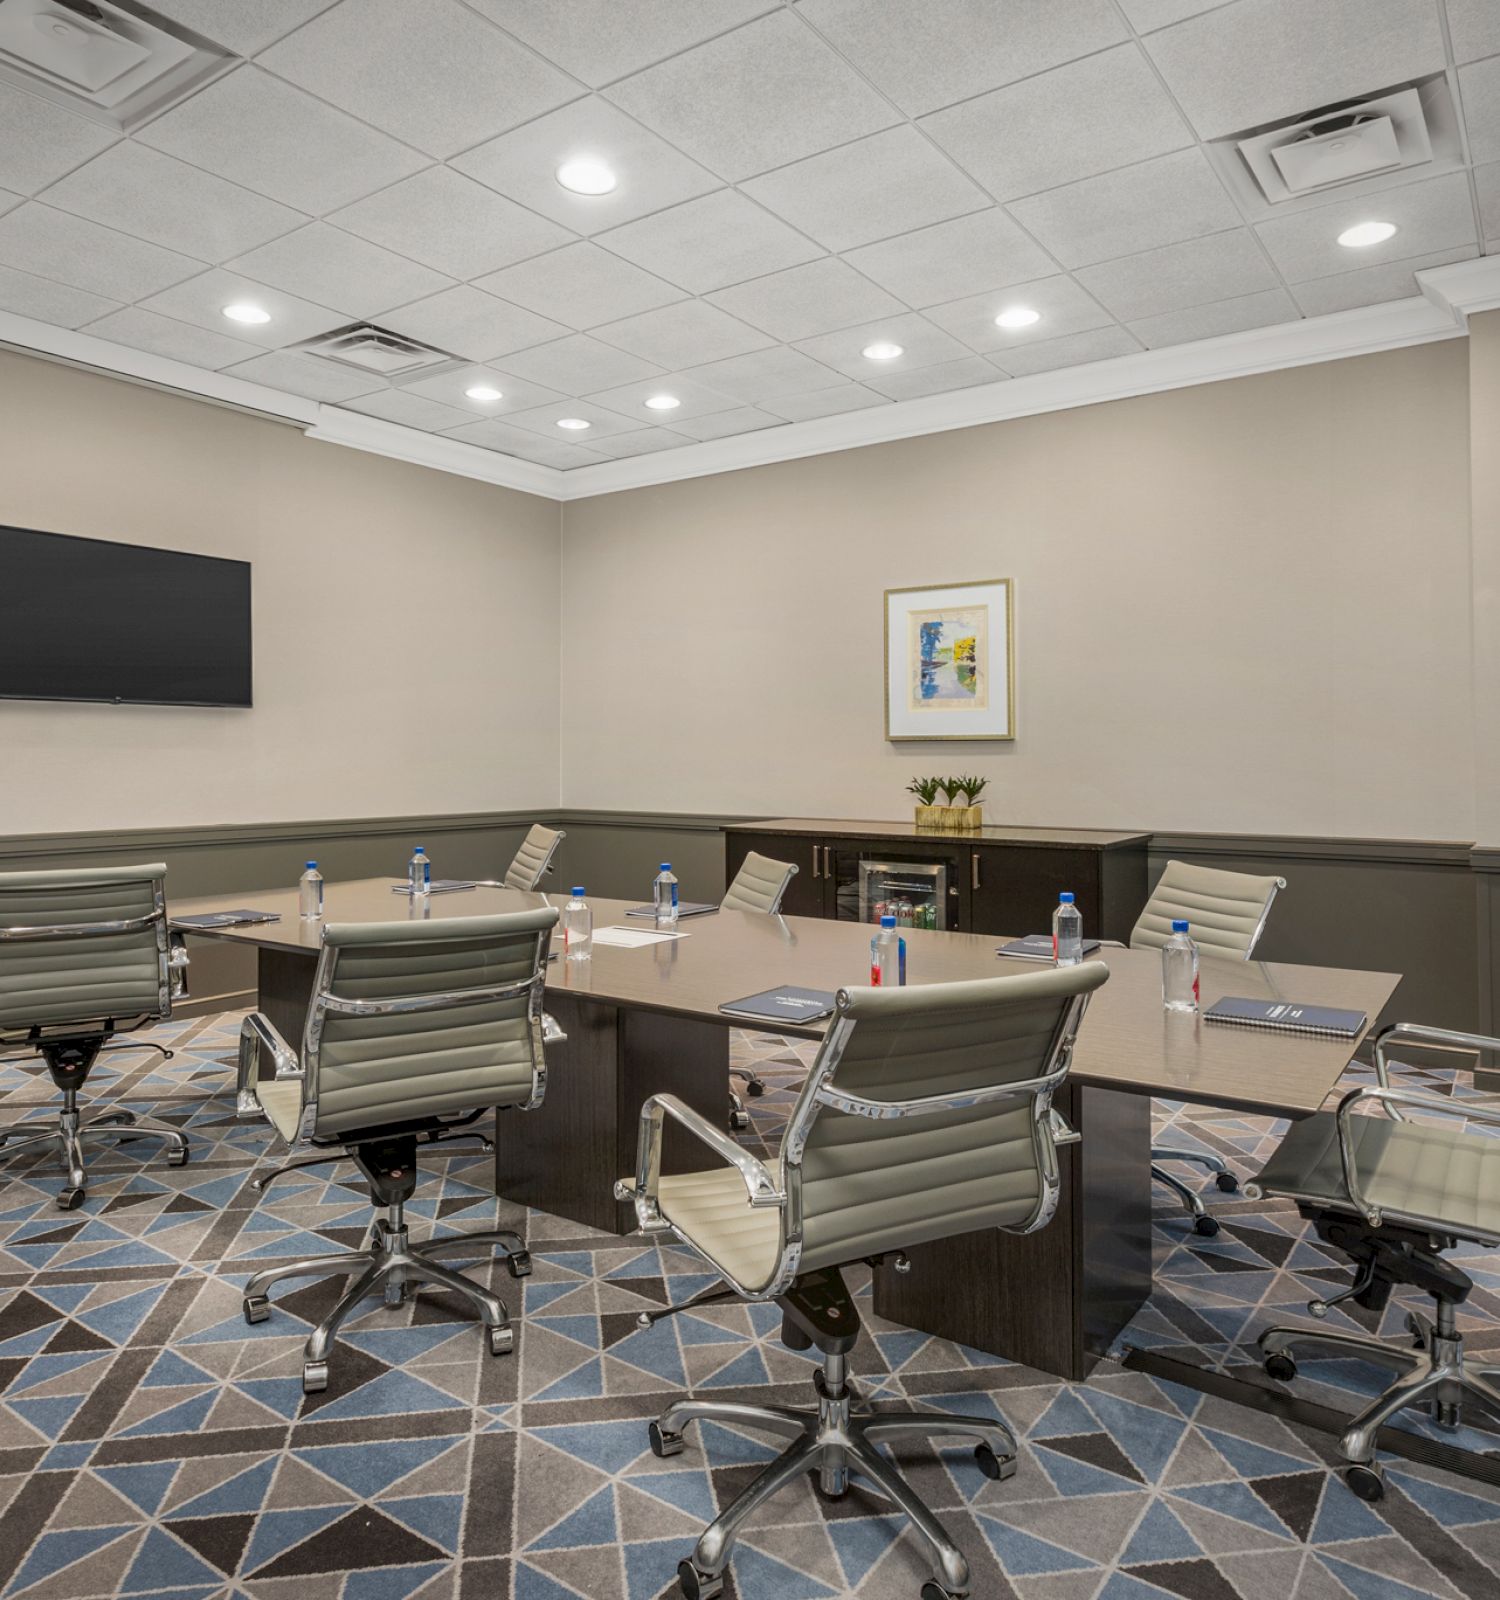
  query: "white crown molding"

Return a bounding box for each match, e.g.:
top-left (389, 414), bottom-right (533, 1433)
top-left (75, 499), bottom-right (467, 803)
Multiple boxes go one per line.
top-left (3, 254), bottom-right (1498, 506)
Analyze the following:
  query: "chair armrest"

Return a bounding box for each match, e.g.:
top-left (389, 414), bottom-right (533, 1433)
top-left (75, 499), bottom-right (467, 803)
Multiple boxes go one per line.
top-left (541, 1012), bottom-right (566, 1045)
top-left (236, 1011), bottom-right (302, 1120)
top-left (168, 934), bottom-right (191, 1000)
top-left (1372, 1021), bottom-right (1500, 1123)
top-left (616, 1094), bottom-right (784, 1226)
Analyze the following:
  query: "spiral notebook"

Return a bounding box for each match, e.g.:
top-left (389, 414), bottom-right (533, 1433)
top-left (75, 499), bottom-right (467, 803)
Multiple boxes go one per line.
top-left (174, 909), bottom-right (280, 928)
top-left (1204, 996), bottom-right (1366, 1039)
top-left (718, 986), bottom-right (837, 1025)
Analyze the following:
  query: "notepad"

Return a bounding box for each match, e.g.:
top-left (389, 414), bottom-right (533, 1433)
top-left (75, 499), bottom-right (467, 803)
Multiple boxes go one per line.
top-left (174, 910), bottom-right (281, 928)
top-left (625, 902), bottom-right (718, 919)
top-left (1204, 996), bottom-right (1367, 1039)
top-left (718, 986), bottom-right (837, 1025)
top-left (390, 880), bottom-right (478, 895)
top-left (998, 934), bottom-right (1102, 961)
top-left (592, 925), bottom-right (689, 948)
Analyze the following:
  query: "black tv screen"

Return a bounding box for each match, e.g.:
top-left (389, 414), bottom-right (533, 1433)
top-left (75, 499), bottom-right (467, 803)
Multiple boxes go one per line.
top-left (0, 526), bottom-right (252, 708)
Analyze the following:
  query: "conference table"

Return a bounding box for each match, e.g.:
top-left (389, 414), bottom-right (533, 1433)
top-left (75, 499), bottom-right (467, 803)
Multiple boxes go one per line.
top-left (172, 879), bottom-right (1400, 1382)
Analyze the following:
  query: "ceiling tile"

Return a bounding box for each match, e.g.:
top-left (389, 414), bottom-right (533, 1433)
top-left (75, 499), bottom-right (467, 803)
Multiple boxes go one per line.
top-left (604, 9), bottom-right (898, 181)
top-left (502, 399), bottom-right (641, 441)
top-left (1008, 148), bottom-right (1242, 268)
top-left (596, 190), bottom-right (823, 294)
top-left (706, 257), bottom-right (904, 342)
top-left (1254, 172), bottom-right (1478, 282)
top-left (584, 428), bottom-right (696, 458)
top-left (680, 344), bottom-right (844, 403)
top-left (797, 0), bottom-right (1128, 117)
top-left (83, 307), bottom-right (263, 369)
top-left (481, 433), bottom-right (604, 469)
top-left (1128, 287), bottom-right (1300, 348)
top-left (500, 333), bottom-right (665, 392)
top-left (259, 0), bottom-right (578, 159)
top-left (582, 373), bottom-right (740, 422)
top-left (220, 348), bottom-right (387, 401)
top-left (0, 190), bottom-right (17, 218)
top-left (671, 406), bottom-right (783, 440)
top-left (227, 224), bottom-right (452, 318)
top-left (478, 0), bottom-right (775, 86)
top-left (1477, 162), bottom-right (1500, 242)
top-left (139, 268), bottom-right (341, 346)
top-left (793, 309), bottom-right (973, 378)
top-left (1075, 230), bottom-right (1279, 322)
top-left (0, 82), bottom-right (117, 196)
top-left (991, 324), bottom-right (1143, 377)
top-left (380, 285), bottom-right (568, 363)
top-left (329, 168), bottom-right (571, 281)
top-left (1114, 0), bottom-right (1234, 31)
top-left (453, 96), bottom-right (722, 236)
top-left (1462, 56), bottom-right (1500, 165)
top-left (920, 44), bottom-right (1192, 202)
top-left (763, 383), bottom-right (889, 421)
top-left (1144, 0), bottom-right (1446, 141)
top-left (475, 242), bottom-right (685, 328)
top-left (924, 276), bottom-right (1114, 353)
top-left (1448, 0), bottom-right (1500, 64)
top-left (1290, 246), bottom-right (1479, 316)
top-left (593, 300), bottom-right (773, 368)
top-left (40, 143), bottom-right (306, 263)
top-left (0, 264), bottom-right (118, 327)
top-left (138, 66), bottom-right (427, 214)
top-left (343, 389), bottom-right (477, 432)
top-left (841, 208), bottom-right (1056, 308)
top-left (397, 364), bottom-right (564, 418)
top-left (145, 0), bottom-right (340, 55)
top-left (0, 204), bottom-right (200, 301)
top-left (863, 356), bottom-right (1002, 400)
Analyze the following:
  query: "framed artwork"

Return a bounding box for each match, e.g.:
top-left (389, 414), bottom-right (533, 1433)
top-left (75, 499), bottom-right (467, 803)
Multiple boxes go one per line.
top-left (884, 579), bottom-right (1014, 741)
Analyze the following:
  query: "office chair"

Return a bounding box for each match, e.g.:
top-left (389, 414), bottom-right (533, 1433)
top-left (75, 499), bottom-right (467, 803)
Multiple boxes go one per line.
top-left (1247, 1022), bottom-right (1500, 1502)
top-left (499, 824), bottom-right (565, 890)
top-left (617, 962), bottom-right (1108, 1600)
top-left (234, 906), bottom-right (563, 1393)
top-left (0, 865), bottom-right (191, 1209)
top-left (722, 851), bottom-right (800, 1129)
top-left (1128, 859), bottom-right (1286, 1235)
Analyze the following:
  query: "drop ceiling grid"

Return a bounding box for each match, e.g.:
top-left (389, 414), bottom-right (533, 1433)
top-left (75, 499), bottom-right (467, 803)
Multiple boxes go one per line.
top-left (0, 0), bottom-right (1491, 473)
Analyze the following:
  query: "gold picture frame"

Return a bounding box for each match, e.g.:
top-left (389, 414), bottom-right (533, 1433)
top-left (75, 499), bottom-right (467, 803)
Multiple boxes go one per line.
top-left (884, 578), bottom-right (1015, 742)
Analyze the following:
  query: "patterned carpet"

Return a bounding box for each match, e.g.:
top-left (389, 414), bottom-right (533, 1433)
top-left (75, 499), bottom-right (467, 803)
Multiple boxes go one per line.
top-left (0, 1014), bottom-right (1495, 1600)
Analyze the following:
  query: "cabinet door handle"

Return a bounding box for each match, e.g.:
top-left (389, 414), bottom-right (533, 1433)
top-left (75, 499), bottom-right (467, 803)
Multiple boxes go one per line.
top-left (811, 847), bottom-right (820, 880)
top-left (972, 853), bottom-right (981, 891)
top-left (823, 846), bottom-right (834, 877)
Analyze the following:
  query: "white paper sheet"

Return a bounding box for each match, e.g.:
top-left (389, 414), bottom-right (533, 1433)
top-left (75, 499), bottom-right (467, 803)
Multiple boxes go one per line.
top-left (590, 925), bottom-right (691, 948)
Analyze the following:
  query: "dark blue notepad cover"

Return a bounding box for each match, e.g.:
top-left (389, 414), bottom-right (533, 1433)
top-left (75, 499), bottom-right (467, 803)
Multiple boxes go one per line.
top-left (718, 986), bottom-right (837, 1024)
top-left (1205, 996), bottom-right (1366, 1039)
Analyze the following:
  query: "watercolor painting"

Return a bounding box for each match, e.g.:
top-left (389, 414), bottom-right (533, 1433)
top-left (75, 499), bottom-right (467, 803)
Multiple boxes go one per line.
top-left (909, 605), bottom-right (989, 712)
top-left (885, 580), bottom-right (1013, 741)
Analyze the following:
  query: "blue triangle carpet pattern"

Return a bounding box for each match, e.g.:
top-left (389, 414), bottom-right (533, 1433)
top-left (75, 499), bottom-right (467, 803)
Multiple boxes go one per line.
top-left (0, 1014), bottom-right (1495, 1598)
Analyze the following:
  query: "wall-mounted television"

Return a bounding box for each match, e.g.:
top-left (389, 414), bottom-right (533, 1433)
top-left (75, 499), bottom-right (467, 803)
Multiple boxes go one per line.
top-left (0, 526), bottom-right (252, 708)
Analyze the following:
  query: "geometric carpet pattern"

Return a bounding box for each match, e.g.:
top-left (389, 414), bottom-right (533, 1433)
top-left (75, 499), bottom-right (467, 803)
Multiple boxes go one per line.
top-left (0, 1015), bottom-right (1492, 1599)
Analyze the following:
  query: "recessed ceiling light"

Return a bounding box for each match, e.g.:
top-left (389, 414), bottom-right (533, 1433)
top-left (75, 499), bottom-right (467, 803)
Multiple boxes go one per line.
top-left (222, 302), bottom-right (270, 324)
top-left (556, 158), bottom-right (616, 196)
top-left (862, 341), bottom-right (903, 360)
top-left (644, 393), bottom-right (680, 411)
top-left (557, 417), bottom-right (591, 430)
top-left (465, 384), bottom-right (503, 402)
top-left (994, 305), bottom-right (1041, 329)
top-left (1336, 220), bottom-right (1397, 249)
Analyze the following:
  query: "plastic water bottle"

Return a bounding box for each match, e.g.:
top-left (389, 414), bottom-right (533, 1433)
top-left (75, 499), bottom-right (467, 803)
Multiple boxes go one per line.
top-left (869, 914), bottom-right (905, 986)
top-left (1052, 891), bottom-right (1083, 966)
top-left (1162, 919), bottom-right (1200, 1013)
top-left (562, 886), bottom-right (592, 961)
top-left (298, 861), bottom-right (323, 920)
top-left (653, 863), bottom-right (679, 930)
top-left (408, 845), bottom-right (430, 897)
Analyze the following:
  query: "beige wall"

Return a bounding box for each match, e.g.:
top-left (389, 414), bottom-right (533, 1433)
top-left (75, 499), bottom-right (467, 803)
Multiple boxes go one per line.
top-left (561, 341), bottom-right (1474, 839)
top-left (0, 350), bottom-right (561, 834)
top-left (1470, 312), bottom-right (1500, 848)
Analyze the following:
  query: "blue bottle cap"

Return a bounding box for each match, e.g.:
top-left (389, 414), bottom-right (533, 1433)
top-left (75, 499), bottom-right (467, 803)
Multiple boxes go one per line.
top-left (305, 861), bottom-right (317, 869)
top-left (1172, 919), bottom-right (1189, 933)
top-left (1059, 891), bottom-right (1075, 904)
top-left (414, 845), bottom-right (424, 851)
top-left (572, 886), bottom-right (586, 896)
top-left (881, 914), bottom-right (897, 928)
top-left (660, 863), bottom-right (671, 870)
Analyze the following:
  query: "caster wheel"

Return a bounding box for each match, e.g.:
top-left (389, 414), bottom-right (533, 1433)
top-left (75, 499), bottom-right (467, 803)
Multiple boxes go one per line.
top-left (302, 1361), bottom-right (329, 1394)
top-left (1345, 1464), bottom-right (1385, 1502)
top-left (57, 1188), bottom-right (85, 1211)
top-left (677, 1559), bottom-right (723, 1600)
top-left (1193, 1214), bottom-right (1220, 1238)
top-left (729, 1111), bottom-right (750, 1132)
top-left (975, 1443), bottom-right (1017, 1481)
top-left (1215, 1172), bottom-right (1240, 1193)
top-left (243, 1295), bottom-right (270, 1326)
top-left (920, 1584), bottom-right (964, 1600)
top-left (167, 1146), bottom-right (189, 1168)
top-left (650, 1421), bottom-right (685, 1458)
top-left (1432, 1400), bottom-right (1460, 1430)
top-left (488, 1325), bottom-right (515, 1357)
top-left (746, 1081), bottom-right (765, 1098)
top-left (506, 1249), bottom-right (532, 1279)
top-left (384, 1277), bottom-right (409, 1308)
top-left (1264, 1351), bottom-right (1298, 1383)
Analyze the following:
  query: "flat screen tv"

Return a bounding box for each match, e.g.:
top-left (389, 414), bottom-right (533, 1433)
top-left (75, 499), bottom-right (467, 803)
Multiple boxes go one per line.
top-left (0, 526), bottom-right (252, 708)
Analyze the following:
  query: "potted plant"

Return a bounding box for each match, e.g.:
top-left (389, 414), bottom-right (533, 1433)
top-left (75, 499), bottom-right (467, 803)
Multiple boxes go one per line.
top-left (952, 775), bottom-right (988, 830)
top-left (907, 776), bottom-right (944, 830)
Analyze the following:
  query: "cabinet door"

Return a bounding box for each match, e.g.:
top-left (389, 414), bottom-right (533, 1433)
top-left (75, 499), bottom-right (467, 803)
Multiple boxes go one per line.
top-left (723, 832), bottom-right (827, 917)
top-left (968, 847), bottom-right (1101, 940)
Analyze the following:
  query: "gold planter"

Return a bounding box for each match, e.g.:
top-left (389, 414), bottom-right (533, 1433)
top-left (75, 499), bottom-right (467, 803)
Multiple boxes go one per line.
top-left (915, 805), bottom-right (982, 831)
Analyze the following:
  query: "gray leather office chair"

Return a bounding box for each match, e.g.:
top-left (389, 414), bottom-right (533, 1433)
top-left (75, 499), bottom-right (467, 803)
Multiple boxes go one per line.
top-left (500, 824), bottom-right (565, 890)
top-left (617, 961), bottom-right (1108, 1600)
top-left (723, 851), bottom-right (800, 1128)
top-left (1247, 1022), bottom-right (1500, 1502)
top-left (0, 865), bottom-right (190, 1209)
top-left (234, 905), bottom-right (562, 1392)
top-left (1129, 859), bottom-right (1286, 1235)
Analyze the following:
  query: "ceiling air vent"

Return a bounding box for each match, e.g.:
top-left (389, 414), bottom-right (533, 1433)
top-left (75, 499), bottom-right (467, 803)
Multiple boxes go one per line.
top-left (0, 0), bottom-right (231, 131)
top-left (296, 324), bottom-right (460, 379)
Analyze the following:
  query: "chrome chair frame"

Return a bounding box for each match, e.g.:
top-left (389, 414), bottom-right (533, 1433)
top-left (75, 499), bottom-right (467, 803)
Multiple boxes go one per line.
top-left (724, 856), bottom-right (803, 1128)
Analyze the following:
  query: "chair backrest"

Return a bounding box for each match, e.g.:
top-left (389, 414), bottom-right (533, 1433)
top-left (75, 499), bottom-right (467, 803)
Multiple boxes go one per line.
top-left (503, 825), bottom-right (565, 890)
top-left (303, 906), bottom-right (558, 1138)
top-left (0, 864), bottom-right (170, 1035)
top-left (1129, 859), bottom-right (1285, 960)
top-left (722, 851), bottom-right (799, 914)
top-left (780, 962), bottom-right (1108, 1280)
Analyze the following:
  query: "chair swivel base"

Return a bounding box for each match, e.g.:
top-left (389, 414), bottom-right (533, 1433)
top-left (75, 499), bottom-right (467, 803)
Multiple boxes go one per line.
top-left (1151, 1145), bottom-right (1239, 1237)
top-left (0, 1105), bottom-right (189, 1209)
top-left (242, 1207), bottom-right (530, 1392)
